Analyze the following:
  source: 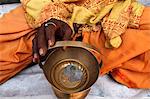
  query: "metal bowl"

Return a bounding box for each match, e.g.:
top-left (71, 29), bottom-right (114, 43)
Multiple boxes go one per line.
top-left (41, 41), bottom-right (100, 99)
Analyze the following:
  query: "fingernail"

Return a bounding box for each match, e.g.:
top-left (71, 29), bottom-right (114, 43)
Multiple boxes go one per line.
top-left (34, 53), bottom-right (38, 59)
top-left (48, 40), bottom-right (53, 46)
top-left (33, 58), bottom-right (36, 62)
top-left (33, 54), bottom-right (39, 63)
top-left (33, 57), bottom-right (38, 63)
top-left (39, 48), bottom-right (44, 55)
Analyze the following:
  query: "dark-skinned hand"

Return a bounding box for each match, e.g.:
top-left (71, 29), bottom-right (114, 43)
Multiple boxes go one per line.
top-left (32, 18), bottom-right (73, 63)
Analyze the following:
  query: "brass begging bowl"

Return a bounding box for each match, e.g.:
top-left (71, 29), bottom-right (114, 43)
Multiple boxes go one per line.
top-left (41, 41), bottom-right (100, 99)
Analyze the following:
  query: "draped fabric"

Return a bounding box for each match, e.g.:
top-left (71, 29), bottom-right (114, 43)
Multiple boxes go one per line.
top-left (1, 0), bottom-right (150, 89)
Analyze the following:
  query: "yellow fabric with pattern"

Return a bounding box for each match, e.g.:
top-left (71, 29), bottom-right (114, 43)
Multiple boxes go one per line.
top-left (90, 3), bottom-right (115, 24)
top-left (102, 0), bottom-right (132, 48)
top-left (131, 2), bottom-right (144, 15)
top-left (109, 0), bottom-right (131, 20)
top-left (25, 0), bottom-right (81, 20)
top-left (26, 0), bottom-right (52, 20)
top-left (69, 3), bottom-right (115, 26)
top-left (70, 6), bottom-right (95, 25)
top-left (23, 0), bottom-right (145, 49)
top-left (60, 0), bottom-right (80, 2)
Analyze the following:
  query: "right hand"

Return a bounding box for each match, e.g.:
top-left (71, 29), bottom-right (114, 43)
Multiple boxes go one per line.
top-left (32, 19), bottom-right (73, 63)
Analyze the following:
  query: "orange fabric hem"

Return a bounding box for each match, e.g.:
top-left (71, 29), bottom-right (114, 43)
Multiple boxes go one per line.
top-left (111, 69), bottom-right (137, 88)
top-left (0, 56), bottom-right (32, 84)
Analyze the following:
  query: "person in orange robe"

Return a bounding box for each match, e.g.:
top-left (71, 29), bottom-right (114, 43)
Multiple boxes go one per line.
top-left (0, 0), bottom-right (150, 89)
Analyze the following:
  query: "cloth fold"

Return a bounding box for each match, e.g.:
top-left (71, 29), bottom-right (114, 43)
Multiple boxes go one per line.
top-left (82, 7), bottom-right (150, 88)
top-left (0, 6), bottom-right (34, 84)
top-left (0, 2), bottom-right (150, 89)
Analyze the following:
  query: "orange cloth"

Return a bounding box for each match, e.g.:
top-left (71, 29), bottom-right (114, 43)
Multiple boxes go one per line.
top-left (82, 7), bottom-right (150, 88)
top-left (0, 5), bottom-right (150, 89)
top-left (0, 6), bottom-right (34, 84)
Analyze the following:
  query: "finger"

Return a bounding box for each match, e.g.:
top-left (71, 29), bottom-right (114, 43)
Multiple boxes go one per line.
top-left (50, 19), bottom-right (66, 40)
top-left (45, 24), bottom-right (58, 47)
top-left (61, 24), bottom-right (72, 51)
top-left (33, 53), bottom-right (39, 63)
top-left (63, 25), bottom-right (73, 41)
top-left (73, 23), bottom-right (82, 34)
top-left (32, 37), bottom-right (39, 63)
top-left (37, 24), bottom-right (48, 56)
top-left (49, 19), bottom-right (72, 41)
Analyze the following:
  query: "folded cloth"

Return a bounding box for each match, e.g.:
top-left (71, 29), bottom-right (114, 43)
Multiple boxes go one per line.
top-left (0, 6), bottom-right (34, 84)
top-left (82, 7), bottom-right (150, 88)
top-left (1, 2), bottom-right (150, 89)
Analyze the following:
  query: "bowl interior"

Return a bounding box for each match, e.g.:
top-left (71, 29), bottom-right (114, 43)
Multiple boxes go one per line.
top-left (42, 47), bottom-right (99, 93)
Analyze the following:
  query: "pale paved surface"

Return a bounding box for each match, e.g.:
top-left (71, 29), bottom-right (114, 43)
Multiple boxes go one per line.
top-left (1, 96), bottom-right (150, 99)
